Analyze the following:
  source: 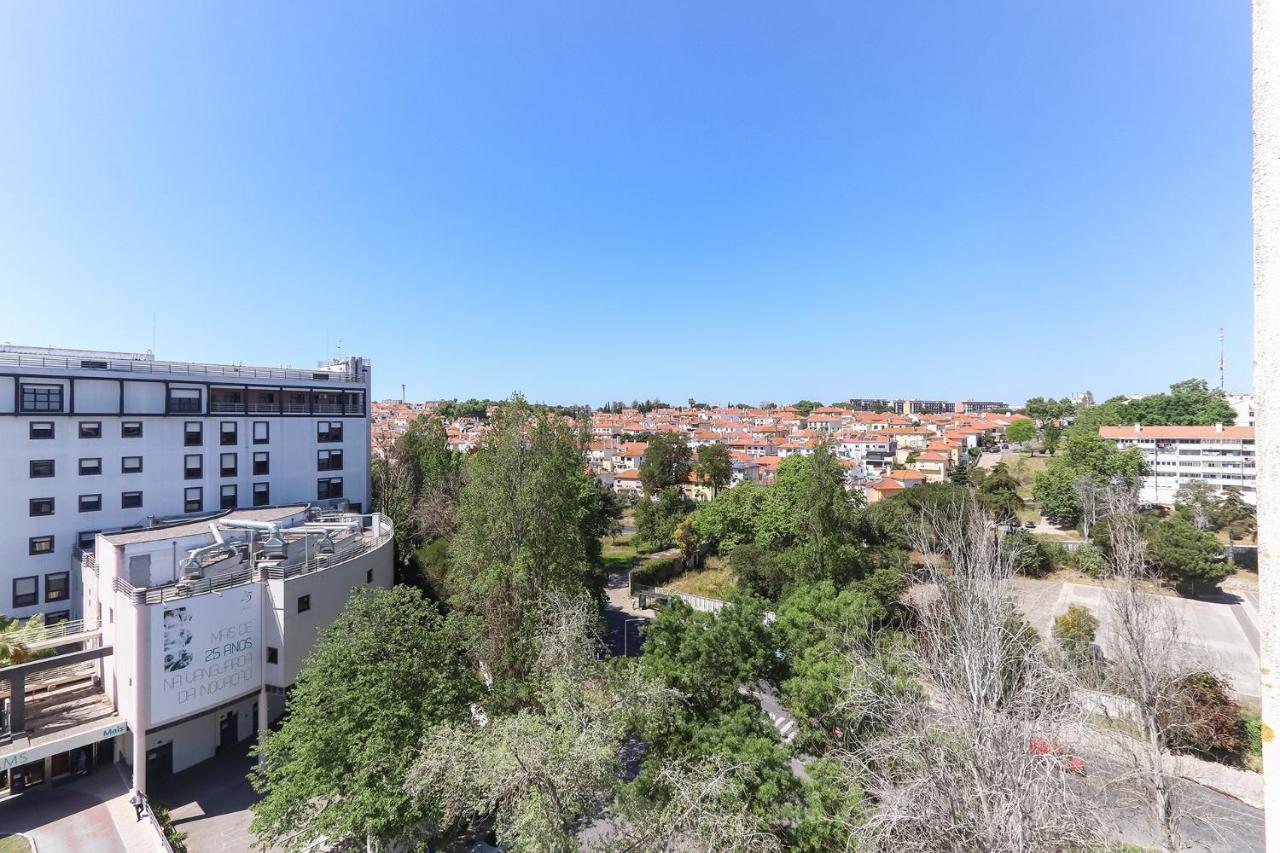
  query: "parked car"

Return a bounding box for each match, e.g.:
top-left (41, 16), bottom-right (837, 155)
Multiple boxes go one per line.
top-left (1024, 520), bottom-right (1036, 529)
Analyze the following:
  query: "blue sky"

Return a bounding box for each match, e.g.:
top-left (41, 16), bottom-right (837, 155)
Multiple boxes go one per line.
top-left (0, 2), bottom-right (1251, 406)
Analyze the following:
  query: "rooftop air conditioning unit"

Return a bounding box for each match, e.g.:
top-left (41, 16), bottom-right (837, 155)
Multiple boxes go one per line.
top-left (259, 534), bottom-right (287, 561)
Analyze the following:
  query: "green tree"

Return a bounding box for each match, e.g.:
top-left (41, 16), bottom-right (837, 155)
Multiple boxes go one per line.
top-left (1041, 424), bottom-right (1063, 455)
top-left (692, 481), bottom-right (768, 554)
top-left (448, 395), bottom-right (603, 687)
top-left (976, 462), bottom-right (1023, 524)
top-left (1004, 419), bottom-right (1036, 444)
top-left (1147, 516), bottom-right (1232, 595)
top-left (1215, 486), bottom-right (1256, 563)
top-left (1023, 396), bottom-right (1076, 422)
top-left (793, 400), bottom-right (823, 416)
top-left (639, 432), bottom-right (693, 495)
top-left (949, 459), bottom-right (970, 485)
top-left (635, 486), bottom-right (694, 550)
top-left (250, 587), bottom-right (480, 851)
top-left (1052, 604), bottom-right (1099, 662)
top-left (1174, 480), bottom-right (1218, 530)
top-left (399, 415), bottom-right (466, 539)
top-left (693, 443), bottom-right (734, 496)
top-left (756, 444), bottom-right (863, 585)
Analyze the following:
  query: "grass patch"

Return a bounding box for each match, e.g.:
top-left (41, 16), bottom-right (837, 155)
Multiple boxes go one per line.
top-left (665, 562), bottom-right (738, 601)
top-left (1004, 452), bottom-right (1049, 499)
top-left (0, 836), bottom-right (32, 853)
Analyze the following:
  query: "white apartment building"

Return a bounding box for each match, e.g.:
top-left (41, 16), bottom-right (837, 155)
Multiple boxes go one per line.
top-left (0, 505), bottom-right (393, 798)
top-left (0, 344), bottom-right (372, 621)
top-left (1099, 423), bottom-right (1257, 505)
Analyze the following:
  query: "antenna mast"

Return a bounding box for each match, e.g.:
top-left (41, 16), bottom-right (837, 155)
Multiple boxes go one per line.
top-left (1219, 328), bottom-right (1226, 391)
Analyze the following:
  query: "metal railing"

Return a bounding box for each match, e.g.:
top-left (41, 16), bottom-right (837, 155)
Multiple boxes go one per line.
top-left (0, 660), bottom-right (98, 698)
top-left (0, 349), bottom-right (362, 383)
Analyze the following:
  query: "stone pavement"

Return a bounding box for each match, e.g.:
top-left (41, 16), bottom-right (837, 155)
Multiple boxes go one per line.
top-left (151, 739), bottom-right (275, 853)
top-left (0, 762), bottom-right (162, 853)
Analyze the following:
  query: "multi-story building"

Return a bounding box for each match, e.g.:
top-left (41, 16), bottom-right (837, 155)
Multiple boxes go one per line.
top-left (0, 344), bottom-right (372, 621)
top-left (1099, 423), bottom-right (1257, 505)
top-left (956, 400), bottom-right (1010, 414)
top-left (0, 505), bottom-right (392, 797)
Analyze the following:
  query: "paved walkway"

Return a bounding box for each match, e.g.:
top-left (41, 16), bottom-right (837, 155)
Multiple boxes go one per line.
top-left (151, 739), bottom-right (273, 853)
top-left (0, 763), bottom-right (162, 853)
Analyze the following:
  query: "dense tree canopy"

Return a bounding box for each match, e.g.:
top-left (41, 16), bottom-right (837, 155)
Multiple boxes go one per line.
top-left (1004, 419), bottom-right (1036, 444)
top-left (639, 431), bottom-right (693, 495)
top-left (250, 587), bottom-right (480, 851)
top-left (694, 443), bottom-right (734, 496)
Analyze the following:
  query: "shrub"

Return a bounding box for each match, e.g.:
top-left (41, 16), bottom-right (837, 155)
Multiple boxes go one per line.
top-left (1162, 673), bottom-right (1248, 762)
top-left (1051, 605), bottom-right (1098, 662)
top-left (630, 556), bottom-right (685, 591)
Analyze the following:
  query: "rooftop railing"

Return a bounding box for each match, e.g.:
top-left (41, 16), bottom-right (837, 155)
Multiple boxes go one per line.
top-left (0, 349), bottom-right (363, 383)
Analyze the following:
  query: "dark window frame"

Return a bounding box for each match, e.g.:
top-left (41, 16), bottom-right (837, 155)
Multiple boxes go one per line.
top-left (252, 451), bottom-right (270, 476)
top-left (121, 421), bottom-right (143, 438)
top-left (29, 459), bottom-right (55, 478)
top-left (29, 497), bottom-right (54, 517)
top-left (121, 456), bottom-right (143, 474)
top-left (317, 449), bottom-right (343, 471)
top-left (220, 421), bottom-right (238, 446)
top-left (317, 477), bottom-right (344, 500)
top-left (121, 491), bottom-right (143, 509)
top-left (78, 421), bottom-right (102, 439)
top-left (79, 457), bottom-right (103, 476)
top-left (220, 484), bottom-right (237, 510)
top-left (77, 530), bottom-right (99, 551)
top-left (317, 421), bottom-right (344, 443)
top-left (20, 383), bottom-right (63, 413)
top-left (253, 421), bottom-right (270, 444)
top-left (220, 453), bottom-right (237, 477)
top-left (44, 571), bottom-right (69, 603)
top-left (184, 453), bottom-right (204, 480)
top-left (297, 595), bottom-right (311, 614)
top-left (28, 536), bottom-right (54, 556)
top-left (169, 388), bottom-right (201, 414)
top-left (29, 421), bottom-right (54, 440)
top-left (266, 646), bottom-right (279, 665)
top-left (184, 421), bottom-right (203, 447)
top-left (184, 487), bottom-right (203, 513)
top-left (78, 494), bottom-right (102, 513)
top-left (12, 576), bottom-right (38, 608)
top-left (252, 482), bottom-right (270, 507)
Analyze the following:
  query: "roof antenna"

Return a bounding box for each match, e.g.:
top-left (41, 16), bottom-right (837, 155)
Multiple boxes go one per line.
top-left (1218, 328), bottom-right (1226, 391)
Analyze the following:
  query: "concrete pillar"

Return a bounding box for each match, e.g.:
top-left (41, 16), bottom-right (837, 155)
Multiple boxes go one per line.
top-left (1253, 1), bottom-right (1280, 846)
top-left (131, 598), bottom-right (148, 795)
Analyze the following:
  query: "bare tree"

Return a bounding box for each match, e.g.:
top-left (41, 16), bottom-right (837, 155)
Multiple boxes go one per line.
top-left (1074, 475), bottom-right (1105, 540)
top-left (1094, 486), bottom-right (1204, 853)
top-left (829, 495), bottom-right (1101, 852)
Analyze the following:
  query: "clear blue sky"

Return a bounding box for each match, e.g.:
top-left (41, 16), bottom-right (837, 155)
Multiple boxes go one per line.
top-left (0, 2), bottom-right (1251, 406)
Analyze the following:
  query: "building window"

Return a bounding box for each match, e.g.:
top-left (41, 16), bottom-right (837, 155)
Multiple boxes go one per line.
top-left (29, 421), bottom-right (54, 440)
top-left (13, 577), bottom-right (37, 608)
top-left (317, 449), bottom-right (343, 471)
top-left (220, 453), bottom-right (237, 477)
top-left (317, 421), bottom-right (344, 443)
top-left (253, 421), bottom-right (269, 444)
top-left (29, 459), bottom-right (54, 478)
top-left (169, 388), bottom-right (201, 414)
top-left (28, 536), bottom-right (54, 556)
top-left (121, 421), bottom-right (143, 438)
top-left (297, 595), bottom-right (310, 614)
top-left (220, 422), bottom-right (237, 446)
top-left (253, 452), bottom-right (270, 475)
top-left (366, 568), bottom-right (373, 584)
top-left (184, 487), bottom-right (203, 513)
top-left (266, 647), bottom-right (279, 665)
top-left (122, 456), bottom-right (143, 473)
top-left (29, 497), bottom-right (54, 517)
top-left (77, 530), bottom-right (98, 551)
top-left (46, 610), bottom-right (70, 624)
top-left (79, 457), bottom-right (102, 476)
top-left (184, 421), bottom-right (203, 447)
top-left (253, 482), bottom-right (270, 507)
top-left (121, 491), bottom-right (143, 509)
top-left (20, 383), bottom-right (63, 413)
top-left (317, 477), bottom-right (344, 500)
top-left (220, 485), bottom-right (237, 510)
top-left (44, 572), bottom-right (69, 602)
top-left (79, 494), bottom-right (102, 513)
top-left (79, 421), bottom-right (102, 439)
top-left (185, 454), bottom-right (204, 479)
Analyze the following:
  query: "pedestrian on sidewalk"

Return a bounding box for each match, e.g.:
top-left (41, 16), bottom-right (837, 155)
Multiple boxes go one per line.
top-left (130, 790), bottom-right (146, 821)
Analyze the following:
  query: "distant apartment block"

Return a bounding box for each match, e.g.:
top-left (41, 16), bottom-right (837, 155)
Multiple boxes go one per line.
top-left (844, 398), bottom-right (954, 416)
top-left (1099, 423), bottom-right (1256, 505)
top-left (956, 400), bottom-right (1010, 414)
top-left (0, 344), bottom-right (372, 620)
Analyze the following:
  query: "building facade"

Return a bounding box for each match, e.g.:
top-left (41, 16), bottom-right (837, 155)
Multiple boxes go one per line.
top-left (1099, 423), bottom-right (1257, 505)
top-left (0, 345), bottom-right (372, 620)
top-left (0, 506), bottom-right (393, 797)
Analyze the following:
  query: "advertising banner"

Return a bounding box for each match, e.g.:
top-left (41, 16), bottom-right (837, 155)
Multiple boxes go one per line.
top-left (149, 584), bottom-right (262, 726)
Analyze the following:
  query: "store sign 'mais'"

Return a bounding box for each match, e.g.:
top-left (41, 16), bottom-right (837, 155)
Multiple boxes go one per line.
top-left (149, 584), bottom-right (262, 726)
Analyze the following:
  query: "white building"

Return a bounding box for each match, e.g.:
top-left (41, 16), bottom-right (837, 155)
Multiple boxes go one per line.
top-left (1099, 423), bottom-right (1257, 505)
top-left (0, 505), bottom-right (393, 797)
top-left (0, 344), bottom-right (372, 621)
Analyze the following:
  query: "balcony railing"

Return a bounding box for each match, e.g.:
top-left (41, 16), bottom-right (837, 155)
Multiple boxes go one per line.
top-left (0, 349), bottom-right (362, 383)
